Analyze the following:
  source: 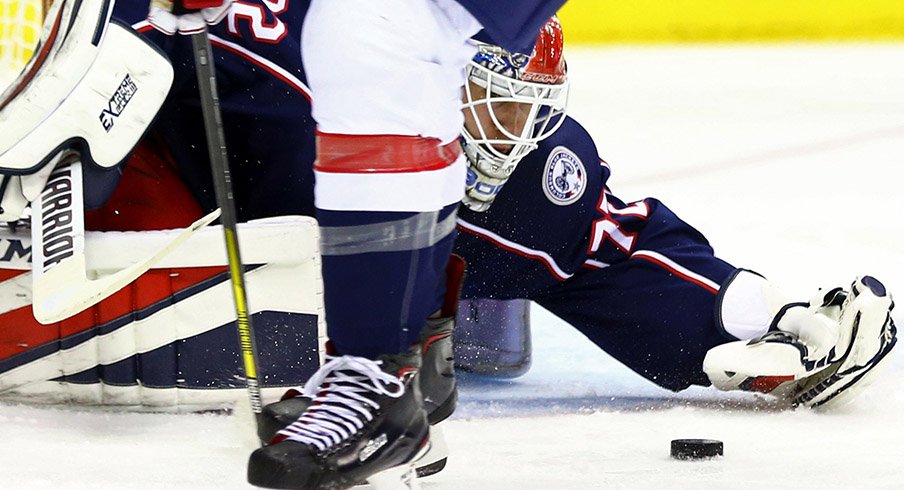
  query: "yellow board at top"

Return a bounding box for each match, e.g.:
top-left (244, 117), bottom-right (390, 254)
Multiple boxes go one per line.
top-left (557, 0), bottom-right (904, 43)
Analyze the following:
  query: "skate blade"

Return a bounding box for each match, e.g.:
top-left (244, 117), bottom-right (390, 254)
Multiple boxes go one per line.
top-left (414, 424), bottom-right (448, 478)
top-left (364, 441), bottom-right (431, 490)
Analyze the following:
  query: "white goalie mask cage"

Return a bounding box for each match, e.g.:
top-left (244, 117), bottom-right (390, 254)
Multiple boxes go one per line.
top-left (461, 17), bottom-right (569, 177)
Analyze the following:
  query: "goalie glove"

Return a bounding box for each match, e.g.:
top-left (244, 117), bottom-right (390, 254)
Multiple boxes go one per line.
top-left (704, 275), bottom-right (897, 409)
top-left (147, 0), bottom-right (233, 35)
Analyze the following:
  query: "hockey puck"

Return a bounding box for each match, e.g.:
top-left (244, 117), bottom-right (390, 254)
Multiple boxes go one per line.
top-left (670, 439), bottom-right (723, 460)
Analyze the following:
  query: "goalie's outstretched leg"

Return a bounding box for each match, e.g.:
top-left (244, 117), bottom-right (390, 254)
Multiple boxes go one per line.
top-left (704, 274), bottom-right (896, 409)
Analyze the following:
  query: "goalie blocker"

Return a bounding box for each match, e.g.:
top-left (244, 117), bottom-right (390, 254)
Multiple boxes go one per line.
top-left (0, 0), bottom-right (174, 222)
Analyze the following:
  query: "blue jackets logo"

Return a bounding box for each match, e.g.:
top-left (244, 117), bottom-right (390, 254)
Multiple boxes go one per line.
top-left (542, 147), bottom-right (585, 206)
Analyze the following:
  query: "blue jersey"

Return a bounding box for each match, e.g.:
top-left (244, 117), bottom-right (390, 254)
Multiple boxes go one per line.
top-left (457, 0), bottom-right (567, 53)
top-left (112, 0), bottom-right (315, 221)
top-left (94, 4), bottom-right (735, 392)
top-left (455, 116), bottom-right (740, 391)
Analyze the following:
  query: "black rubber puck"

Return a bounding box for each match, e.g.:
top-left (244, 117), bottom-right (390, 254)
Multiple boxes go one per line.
top-left (670, 439), bottom-right (723, 460)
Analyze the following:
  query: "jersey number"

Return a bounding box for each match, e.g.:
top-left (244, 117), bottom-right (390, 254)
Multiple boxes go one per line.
top-left (227, 0), bottom-right (289, 43)
top-left (588, 195), bottom-right (649, 255)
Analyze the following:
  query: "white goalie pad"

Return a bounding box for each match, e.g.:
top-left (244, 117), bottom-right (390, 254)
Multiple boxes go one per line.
top-left (0, 0), bottom-right (173, 174)
top-left (0, 216), bottom-right (326, 410)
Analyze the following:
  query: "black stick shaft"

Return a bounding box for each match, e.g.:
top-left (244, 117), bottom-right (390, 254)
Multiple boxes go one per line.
top-left (191, 30), bottom-right (263, 419)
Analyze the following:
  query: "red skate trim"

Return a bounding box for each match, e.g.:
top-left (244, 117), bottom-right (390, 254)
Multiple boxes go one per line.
top-left (418, 433), bottom-right (430, 450)
top-left (421, 333), bottom-right (451, 354)
top-left (750, 375), bottom-right (795, 394)
top-left (314, 133), bottom-right (461, 174)
top-left (279, 388), bottom-right (303, 401)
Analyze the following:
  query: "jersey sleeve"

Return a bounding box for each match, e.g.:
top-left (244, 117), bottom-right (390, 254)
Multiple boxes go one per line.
top-left (455, 116), bottom-right (611, 298)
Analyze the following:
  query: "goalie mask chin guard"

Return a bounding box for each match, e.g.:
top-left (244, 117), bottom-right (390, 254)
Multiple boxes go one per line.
top-left (462, 16), bottom-right (569, 177)
top-left (0, 0), bottom-right (173, 177)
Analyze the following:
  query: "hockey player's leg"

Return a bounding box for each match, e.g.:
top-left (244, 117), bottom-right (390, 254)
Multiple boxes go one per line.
top-left (255, 255), bottom-right (467, 478)
top-left (704, 271), bottom-right (897, 408)
top-left (257, 0), bottom-right (483, 485)
top-left (454, 298), bottom-right (532, 378)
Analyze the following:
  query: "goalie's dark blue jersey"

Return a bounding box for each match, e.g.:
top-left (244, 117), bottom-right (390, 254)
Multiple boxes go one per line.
top-left (455, 116), bottom-right (741, 390)
top-left (112, 0), bottom-right (316, 221)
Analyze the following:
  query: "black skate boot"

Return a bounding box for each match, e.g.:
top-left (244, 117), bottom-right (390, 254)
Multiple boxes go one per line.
top-left (247, 350), bottom-right (429, 489)
top-left (419, 254), bottom-right (464, 426)
top-left (256, 256), bottom-right (466, 480)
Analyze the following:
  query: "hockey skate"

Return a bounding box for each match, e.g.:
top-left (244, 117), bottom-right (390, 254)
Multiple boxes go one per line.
top-left (704, 276), bottom-right (897, 409)
top-left (247, 350), bottom-right (429, 489)
top-left (256, 317), bottom-right (456, 479)
top-left (255, 256), bottom-right (465, 481)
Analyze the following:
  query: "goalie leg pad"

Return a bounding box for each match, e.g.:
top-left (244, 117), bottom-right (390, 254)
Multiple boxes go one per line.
top-left (454, 298), bottom-right (531, 378)
top-left (0, 216), bottom-right (326, 409)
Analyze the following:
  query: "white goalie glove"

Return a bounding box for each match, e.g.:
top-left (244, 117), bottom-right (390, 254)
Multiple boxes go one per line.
top-left (704, 272), bottom-right (897, 409)
top-left (148, 0), bottom-right (233, 36)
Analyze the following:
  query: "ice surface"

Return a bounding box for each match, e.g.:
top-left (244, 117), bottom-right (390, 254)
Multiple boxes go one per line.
top-left (2, 44), bottom-right (903, 489)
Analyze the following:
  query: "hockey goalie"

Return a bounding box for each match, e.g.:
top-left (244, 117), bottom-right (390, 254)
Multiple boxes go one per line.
top-left (0, 0), bottom-right (896, 422)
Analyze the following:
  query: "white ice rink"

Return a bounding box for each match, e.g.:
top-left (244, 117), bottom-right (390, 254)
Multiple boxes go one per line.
top-left (2, 44), bottom-right (903, 489)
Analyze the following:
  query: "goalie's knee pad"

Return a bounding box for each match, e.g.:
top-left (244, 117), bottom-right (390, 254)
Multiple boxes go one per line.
top-left (454, 298), bottom-right (531, 378)
top-left (704, 275), bottom-right (897, 408)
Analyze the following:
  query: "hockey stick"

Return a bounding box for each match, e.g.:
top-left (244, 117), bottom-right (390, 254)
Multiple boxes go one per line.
top-left (30, 155), bottom-right (221, 324)
top-left (190, 29), bottom-right (264, 425)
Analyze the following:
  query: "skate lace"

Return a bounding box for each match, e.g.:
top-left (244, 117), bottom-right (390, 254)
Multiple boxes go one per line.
top-left (277, 355), bottom-right (405, 451)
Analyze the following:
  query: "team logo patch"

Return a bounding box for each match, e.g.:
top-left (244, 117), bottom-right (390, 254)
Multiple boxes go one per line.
top-left (542, 147), bottom-right (586, 206)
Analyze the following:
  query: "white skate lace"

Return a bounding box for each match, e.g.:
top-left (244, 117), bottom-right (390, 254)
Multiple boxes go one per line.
top-left (276, 355), bottom-right (405, 451)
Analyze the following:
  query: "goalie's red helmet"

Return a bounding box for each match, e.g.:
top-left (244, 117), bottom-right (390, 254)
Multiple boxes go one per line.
top-left (522, 16), bottom-right (567, 85)
top-left (462, 17), bottom-right (569, 176)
